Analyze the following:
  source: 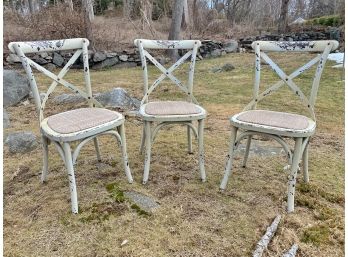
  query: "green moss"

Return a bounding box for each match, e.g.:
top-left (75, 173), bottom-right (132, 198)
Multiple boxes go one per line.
top-left (131, 204), bottom-right (150, 216)
top-left (301, 225), bottom-right (331, 246)
top-left (106, 183), bottom-right (126, 203)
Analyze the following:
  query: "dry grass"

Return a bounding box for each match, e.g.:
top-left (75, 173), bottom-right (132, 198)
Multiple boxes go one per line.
top-left (4, 53), bottom-right (344, 257)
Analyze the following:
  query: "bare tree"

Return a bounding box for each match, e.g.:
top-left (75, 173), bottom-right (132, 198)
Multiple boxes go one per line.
top-left (82, 0), bottom-right (95, 49)
top-left (278, 0), bottom-right (290, 33)
top-left (64, 0), bottom-right (73, 10)
top-left (168, 0), bottom-right (185, 60)
top-left (140, 0), bottom-right (153, 30)
top-left (182, 0), bottom-right (190, 29)
top-left (27, 0), bottom-right (34, 13)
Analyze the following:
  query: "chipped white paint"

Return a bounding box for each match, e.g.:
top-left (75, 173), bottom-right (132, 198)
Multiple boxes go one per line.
top-left (135, 39), bottom-right (206, 183)
top-left (9, 38), bottom-right (133, 214)
top-left (220, 40), bottom-right (338, 213)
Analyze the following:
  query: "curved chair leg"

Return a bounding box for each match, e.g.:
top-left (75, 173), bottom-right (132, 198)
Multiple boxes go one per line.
top-left (198, 119), bottom-right (206, 182)
top-left (242, 135), bottom-right (252, 168)
top-left (93, 138), bottom-right (102, 162)
top-left (139, 122), bottom-right (146, 154)
top-left (287, 137), bottom-right (303, 213)
top-left (62, 142), bottom-right (78, 214)
top-left (220, 126), bottom-right (238, 190)
top-left (118, 123), bottom-right (133, 183)
top-left (41, 136), bottom-right (49, 183)
top-left (187, 123), bottom-right (193, 154)
top-left (143, 121), bottom-right (152, 184)
top-left (302, 141), bottom-right (309, 183)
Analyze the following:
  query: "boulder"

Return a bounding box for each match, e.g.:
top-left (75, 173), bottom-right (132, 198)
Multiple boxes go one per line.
top-left (223, 40), bottom-right (239, 53)
top-left (93, 57), bottom-right (119, 69)
top-left (52, 53), bottom-right (64, 67)
top-left (106, 52), bottom-right (118, 58)
top-left (33, 56), bottom-right (48, 65)
top-left (124, 191), bottom-right (159, 213)
top-left (93, 51), bottom-right (107, 62)
top-left (119, 55), bottom-right (128, 62)
top-left (210, 49), bottom-right (222, 58)
top-left (6, 54), bottom-right (21, 64)
top-left (53, 93), bottom-right (85, 104)
top-left (6, 132), bottom-right (38, 154)
top-left (3, 70), bottom-right (30, 107)
top-left (3, 110), bottom-right (10, 128)
top-left (96, 88), bottom-right (140, 110)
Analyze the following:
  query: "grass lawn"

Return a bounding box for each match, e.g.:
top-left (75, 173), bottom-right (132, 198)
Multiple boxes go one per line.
top-left (3, 53), bottom-right (344, 257)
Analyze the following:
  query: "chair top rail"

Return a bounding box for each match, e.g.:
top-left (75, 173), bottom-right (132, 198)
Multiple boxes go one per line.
top-left (134, 39), bottom-right (201, 49)
top-left (9, 38), bottom-right (88, 54)
top-left (252, 40), bottom-right (339, 52)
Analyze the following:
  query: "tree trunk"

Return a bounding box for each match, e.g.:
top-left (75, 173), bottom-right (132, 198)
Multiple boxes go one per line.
top-left (278, 0), bottom-right (290, 33)
top-left (168, 0), bottom-right (185, 61)
top-left (140, 0), bottom-right (153, 30)
top-left (28, 0), bottom-right (34, 13)
top-left (82, 0), bottom-right (95, 50)
top-left (64, 0), bottom-right (73, 10)
top-left (181, 0), bottom-right (190, 29)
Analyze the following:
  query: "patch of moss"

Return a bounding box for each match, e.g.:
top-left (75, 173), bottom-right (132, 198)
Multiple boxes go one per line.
top-left (106, 183), bottom-right (126, 203)
top-left (297, 183), bottom-right (344, 205)
top-left (131, 204), bottom-right (150, 216)
top-left (301, 225), bottom-right (331, 246)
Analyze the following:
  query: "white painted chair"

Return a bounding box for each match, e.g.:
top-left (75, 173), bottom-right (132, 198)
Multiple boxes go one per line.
top-left (134, 39), bottom-right (206, 184)
top-left (9, 38), bottom-right (133, 214)
top-left (220, 40), bottom-right (339, 212)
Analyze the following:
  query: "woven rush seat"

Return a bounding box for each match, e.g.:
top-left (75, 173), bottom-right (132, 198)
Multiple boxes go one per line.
top-left (46, 108), bottom-right (121, 134)
top-left (144, 101), bottom-right (202, 116)
top-left (235, 110), bottom-right (310, 130)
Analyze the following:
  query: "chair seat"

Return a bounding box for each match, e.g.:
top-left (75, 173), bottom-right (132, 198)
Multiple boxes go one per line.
top-left (231, 110), bottom-right (316, 137)
top-left (140, 101), bottom-right (206, 121)
top-left (41, 108), bottom-right (124, 141)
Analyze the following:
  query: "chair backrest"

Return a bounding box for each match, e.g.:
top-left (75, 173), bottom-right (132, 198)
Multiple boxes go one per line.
top-left (245, 40), bottom-right (339, 121)
top-left (8, 38), bottom-right (101, 122)
top-left (134, 39), bottom-right (202, 105)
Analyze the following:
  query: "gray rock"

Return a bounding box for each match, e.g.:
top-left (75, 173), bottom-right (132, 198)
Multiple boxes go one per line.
top-left (114, 62), bottom-right (137, 69)
top-left (6, 54), bottom-right (21, 64)
top-left (39, 52), bottom-right (49, 58)
top-left (96, 88), bottom-right (140, 110)
top-left (53, 93), bottom-right (85, 104)
top-left (3, 110), bottom-right (10, 128)
top-left (119, 55), bottom-right (128, 62)
top-left (210, 49), bottom-right (222, 58)
top-left (124, 191), bottom-right (159, 213)
top-left (33, 56), bottom-right (48, 65)
top-left (93, 57), bottom-right (119, 69)
top-left (93, 51), bottom-right (107, 62)
top-left (106, 52), bottom-right (118, 58)
top-left (44, 63), bottom-right (57, 71)
top-left (52, 53), bottom-right (64, 67)
top-left (3, 70), bottom-right (30, 107)
top-left (6, 132), bottom-right (38, 154)
top-left (223, 40), bottom-right (239, 53)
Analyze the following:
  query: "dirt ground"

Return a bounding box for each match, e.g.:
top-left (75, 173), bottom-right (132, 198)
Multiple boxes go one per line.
top-left (3, 53), bottom-right (344, 256)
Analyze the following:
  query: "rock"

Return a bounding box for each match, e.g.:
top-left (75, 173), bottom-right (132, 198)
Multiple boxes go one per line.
top-left (52, 53), bottom-right (64, 67)
top-left (119, 55), bottom-right (128, 62)
top-left (33, 56), bottom-right (48, 65)
top-left (3, 70), bottom-right (30, 107)
top-left (124, 191), bottom-right (159, 213)
top-left (3, 110), bottom-right (10, 128)
top-left (96, 88), bottom-right (140, 110)
top-left (93, 51), bottom-right (107, 62)
top-left (221, 63), bottom-right (235, 71)
top-left (223, 40), bottom-right (239, 53)
top-left (53, 93), bottom-right (85, 104)
top-left (114, 62), bottom-right (137, 69)
top-left (44, 63), bottom-right (57, 71)
top-left (6, 132), bottom-right (38, 154)
top-left (6, 54), bottom-right (21, 64)
top-left (106, 52), bottom-right (118, 58)
top-left (93, 57), bottom-right (119, 69)
top-left (210, 49), bottom-right (222, 58)
top-left (39, 52), bottom-right (49, 58)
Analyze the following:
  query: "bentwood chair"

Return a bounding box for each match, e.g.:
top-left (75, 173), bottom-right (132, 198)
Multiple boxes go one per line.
top-left (220, 40), bottom-right (338, 212)
top-left (134, 39), bottom-right (206, 184)
top-left (9, 38), bottom-right (133, 214)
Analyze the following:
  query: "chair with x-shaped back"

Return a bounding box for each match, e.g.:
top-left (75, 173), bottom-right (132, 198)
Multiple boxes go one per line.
top-left (9, 38), bottom-right (133, 214)
top-left (219, 40), bottom-right (338, 212)
top-left (134, 39), bottom-right (206, 184)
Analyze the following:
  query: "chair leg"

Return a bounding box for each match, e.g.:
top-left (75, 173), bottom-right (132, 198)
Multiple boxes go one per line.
top-left (118, 123), bottom-right (133, 183)
top-left (242, 135), bottom-right (252, 168)
top-left (303, 141), bottom-right (309, 183)
top-left (139, 122), bottom-right (146, 154)
top-left (143, 121), bottom-right (152, 184)
top-left (93, 138), bottom-right (102, 162)
top-left (41, 136), bottom-right (49, 183)
top-left (62, 142), bottom-right (79, 214)
top-left (287, 137), bottom-right (303, 213)
top-left (198, 119), bottom-right (206, 182)
top-left (187, 123), bottom-right (193, 154)
top-left (220, 126), bottom-right (238, 190)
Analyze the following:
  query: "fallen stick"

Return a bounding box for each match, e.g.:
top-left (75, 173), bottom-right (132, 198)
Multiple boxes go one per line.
top-left (253, 215), bottom-right (282, 257)
top-left (282, 244), bottom-right (298, 257)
